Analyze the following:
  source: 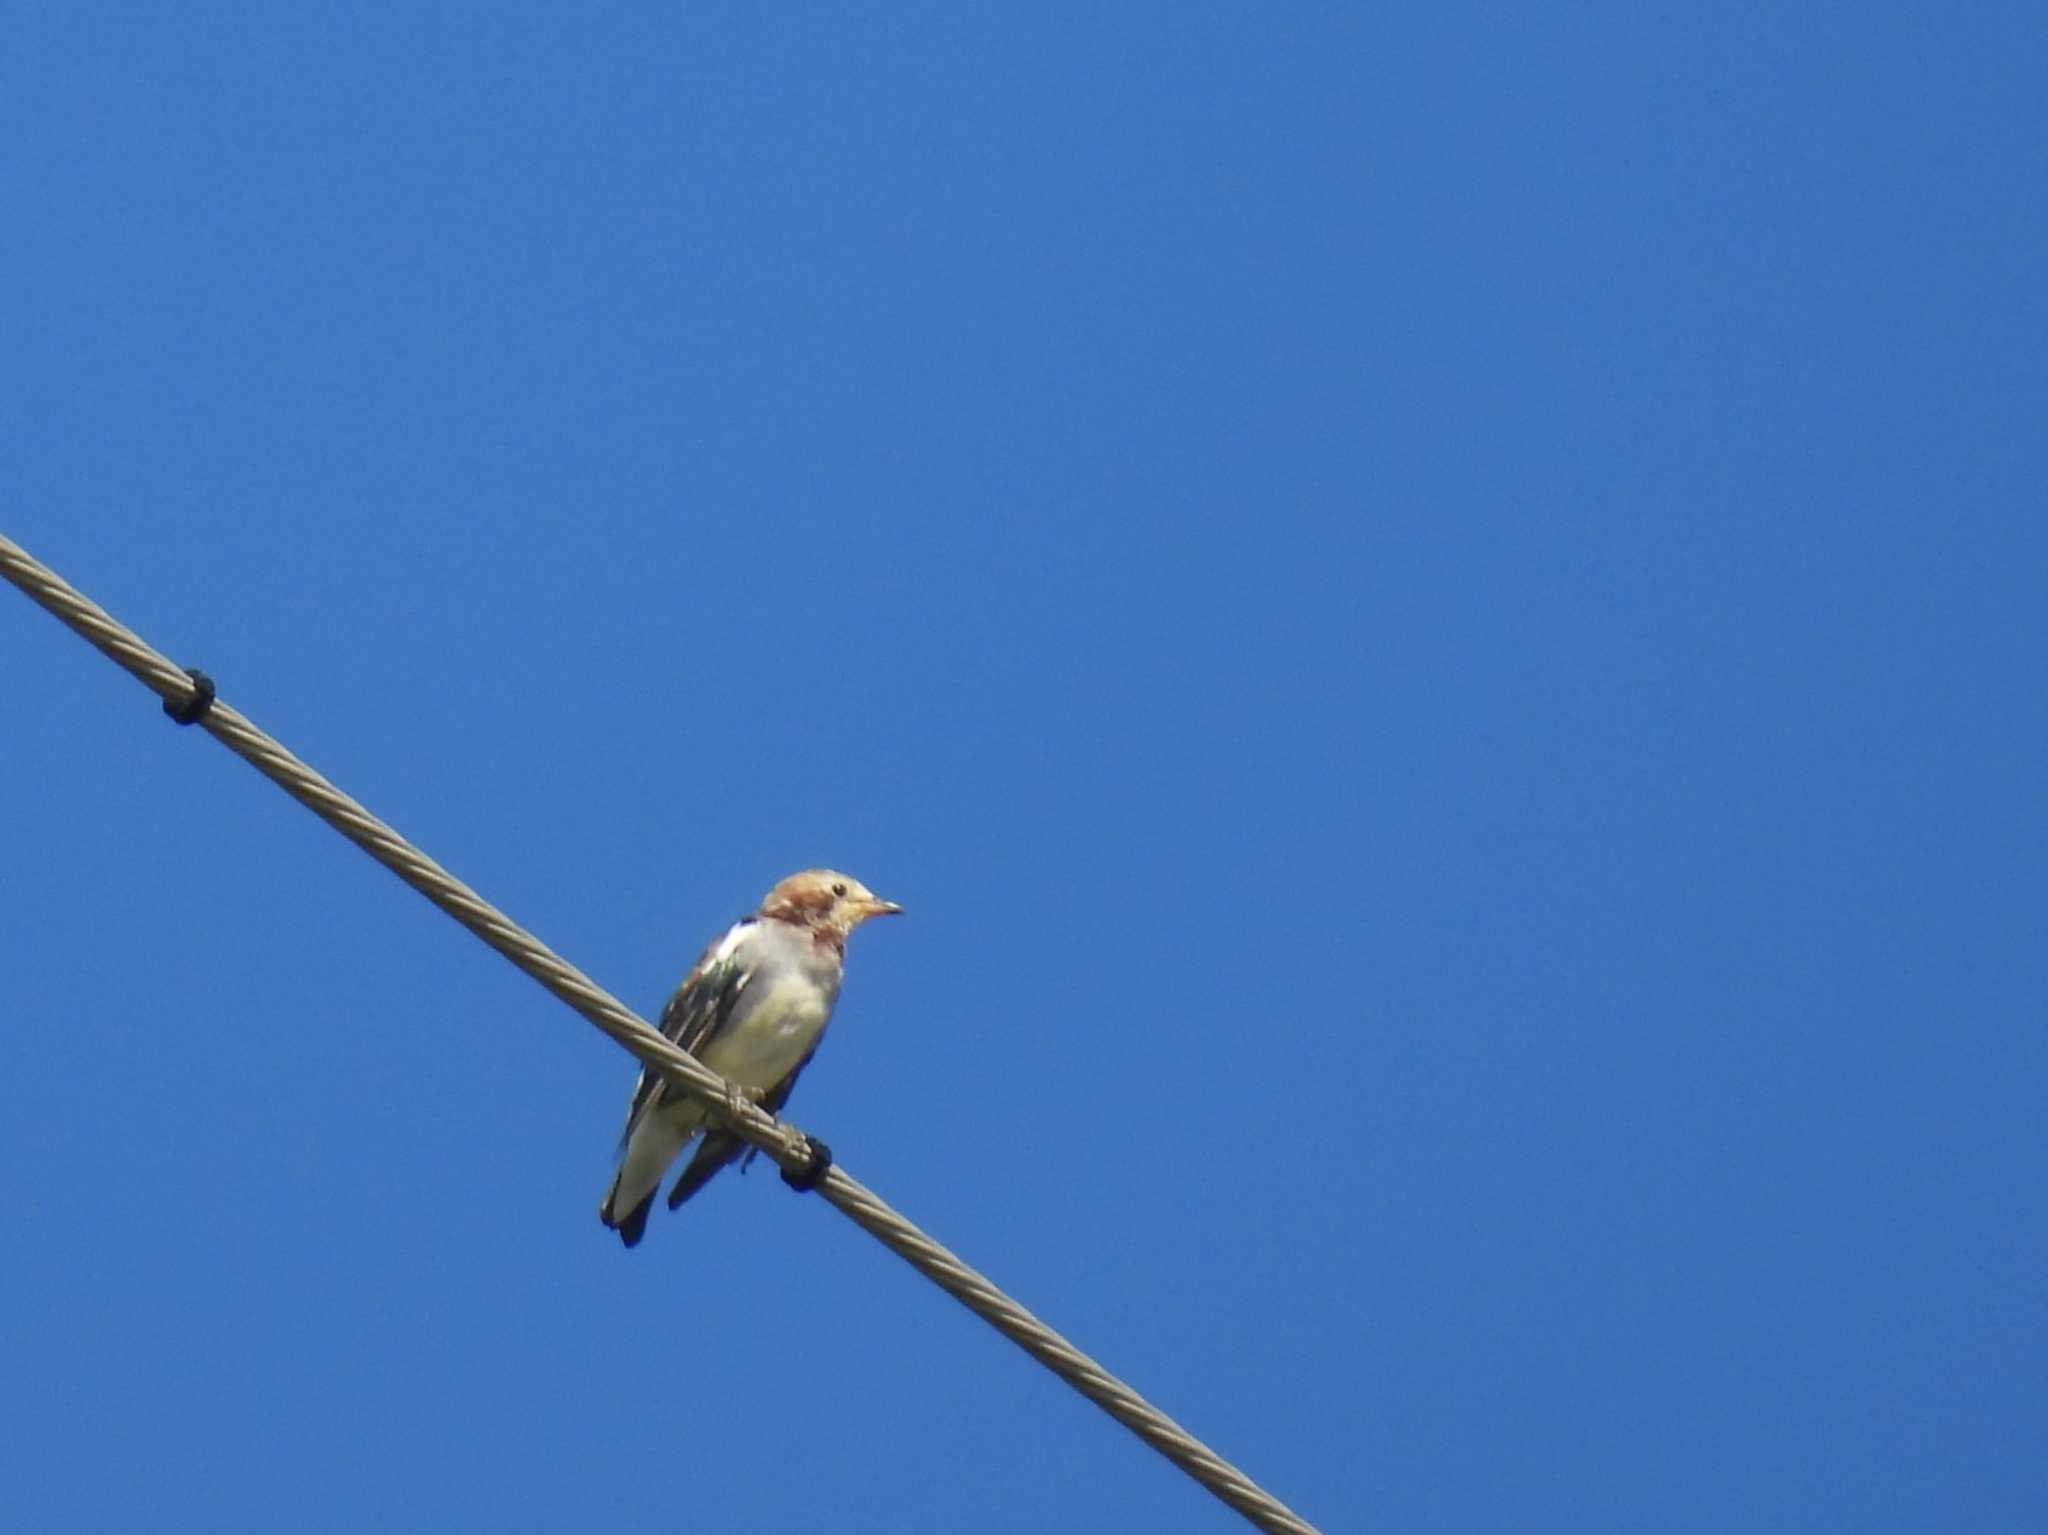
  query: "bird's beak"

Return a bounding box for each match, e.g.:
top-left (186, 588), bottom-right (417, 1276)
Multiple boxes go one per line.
top-left (864, 897), bottom-right (904, 918)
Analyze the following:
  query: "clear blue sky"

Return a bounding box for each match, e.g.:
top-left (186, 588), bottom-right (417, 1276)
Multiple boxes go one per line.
top-left (4, 7), bottom-right (2043, 1532)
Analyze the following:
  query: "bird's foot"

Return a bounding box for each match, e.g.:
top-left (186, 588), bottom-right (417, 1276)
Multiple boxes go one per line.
top-left (722, 1079), bottom-right (763, 1121)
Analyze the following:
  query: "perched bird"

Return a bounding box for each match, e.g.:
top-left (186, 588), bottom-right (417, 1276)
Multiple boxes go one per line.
top-left (599, 869), bottom-right (901, 1247)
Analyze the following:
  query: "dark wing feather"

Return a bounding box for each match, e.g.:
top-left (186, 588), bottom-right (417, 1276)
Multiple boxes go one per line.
top-left (618, 918), bottom-right (758, 1150)
top-left (665, 1041), bottom-right (819, 1210)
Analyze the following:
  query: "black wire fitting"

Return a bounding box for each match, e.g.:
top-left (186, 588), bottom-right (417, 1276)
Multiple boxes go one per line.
top-left (162, 668), bottom-right (216, 726)
top-left (780, 1134), bottom-right (833, 1192)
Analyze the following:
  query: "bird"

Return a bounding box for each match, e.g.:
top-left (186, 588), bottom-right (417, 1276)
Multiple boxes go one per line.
top-left (598, 868), bottom-right (901, 1247)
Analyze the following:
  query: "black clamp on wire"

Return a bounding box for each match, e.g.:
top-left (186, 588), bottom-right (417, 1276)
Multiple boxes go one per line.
top-left (163, 668), bottom-right (216, 726)
top-left (781, 1134), bottom-right (834, 1192)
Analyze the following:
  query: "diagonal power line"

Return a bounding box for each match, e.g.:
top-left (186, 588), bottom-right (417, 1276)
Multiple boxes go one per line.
top-left (1, 530), bottom-right (1323, 1535)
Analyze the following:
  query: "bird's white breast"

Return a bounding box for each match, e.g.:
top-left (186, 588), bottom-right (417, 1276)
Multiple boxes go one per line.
top-left (698, 944), bottom-right (838, 1090)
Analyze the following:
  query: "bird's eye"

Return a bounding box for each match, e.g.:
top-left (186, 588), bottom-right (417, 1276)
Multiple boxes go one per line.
top-left (832, 882), bottom-right (848, 897)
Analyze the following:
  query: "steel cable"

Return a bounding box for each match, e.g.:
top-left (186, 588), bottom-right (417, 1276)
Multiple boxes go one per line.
top-left (2, 530), bottom-right (1322, 1535)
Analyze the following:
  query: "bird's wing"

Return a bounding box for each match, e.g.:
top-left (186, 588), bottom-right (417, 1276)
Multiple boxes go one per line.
top-left (665, 1039), bottom-right (820, 1210)
top-left (617, 917), bottom-right (759, 1149)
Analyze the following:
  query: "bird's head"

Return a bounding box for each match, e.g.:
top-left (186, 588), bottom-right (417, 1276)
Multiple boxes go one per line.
top-left (759, 869), bottom-right (903, 935)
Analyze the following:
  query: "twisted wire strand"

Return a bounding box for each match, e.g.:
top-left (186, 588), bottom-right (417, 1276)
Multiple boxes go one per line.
top-left (1, 531), bottom-right (1322, 1535)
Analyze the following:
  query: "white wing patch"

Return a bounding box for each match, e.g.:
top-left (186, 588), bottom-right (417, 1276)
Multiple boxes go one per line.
top-left (706, 920), bottom-right (756, 968)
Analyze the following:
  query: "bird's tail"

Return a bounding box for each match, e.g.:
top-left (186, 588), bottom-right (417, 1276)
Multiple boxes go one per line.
top-left (598, 1173), bottom-right (656, 1247)
top-left (599, 1114), bottom-right (690, 1248)
top-left (667, 1129), bottom-right (745, 1209)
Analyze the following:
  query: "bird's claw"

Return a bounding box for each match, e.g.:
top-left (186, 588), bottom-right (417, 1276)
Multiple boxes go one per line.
top-left (722, 1079), bottom-right (761, 1121)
